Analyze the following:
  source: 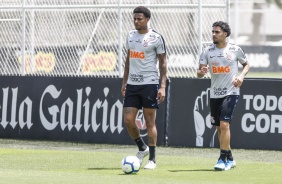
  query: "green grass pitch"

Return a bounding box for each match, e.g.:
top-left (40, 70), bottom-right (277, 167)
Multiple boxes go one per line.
top-left (0, 139), bottom-right (281, 184)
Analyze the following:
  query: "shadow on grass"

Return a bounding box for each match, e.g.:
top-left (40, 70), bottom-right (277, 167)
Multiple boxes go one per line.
top-left (168, 169), bottom-right (215, 172)
top-left (87, 168), bottom-right (139, 175)
top-left (87, 168), bottom-right (216, 172)
top-left (87, 167), bottom-right (120, 171)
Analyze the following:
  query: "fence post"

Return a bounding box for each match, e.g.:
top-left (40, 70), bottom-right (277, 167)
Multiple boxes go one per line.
top-left (226, 0), bottom-right (230, 42)
top-left (198, 0), bottom-right (203, 56)
top-left (21, 0), bottom-right (26, 75)
top-left (118, 0), bottom-right (123, 78)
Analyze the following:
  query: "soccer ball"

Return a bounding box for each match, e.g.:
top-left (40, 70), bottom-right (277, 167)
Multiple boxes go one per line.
top-left (121, 156), bottom-right (141, 174)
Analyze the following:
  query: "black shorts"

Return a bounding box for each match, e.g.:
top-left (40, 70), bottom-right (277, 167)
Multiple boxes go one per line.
top-left (210, 95), bottom-right (239, 126)
top-left (123, 84), bottom-right (159, 109)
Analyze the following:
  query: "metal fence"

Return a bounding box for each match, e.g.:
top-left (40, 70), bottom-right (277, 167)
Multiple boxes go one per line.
top-left (0, 0), bottom-right (228, 78)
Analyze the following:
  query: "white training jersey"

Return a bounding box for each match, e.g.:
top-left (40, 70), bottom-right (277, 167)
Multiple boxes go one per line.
top-left (199, 43), bottom-right (248, 98)
top-left (126, 28), bottom-right (166, 85)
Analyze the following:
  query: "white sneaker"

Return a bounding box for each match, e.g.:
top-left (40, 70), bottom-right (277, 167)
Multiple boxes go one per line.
top-left (136, 147), bottom-right (149, 164)
top-left (144, 160), bottom-right (156, 170)
top-left (225, 160), bottom-right (236, 171)
top-left (214, 159), bottom-right (225, 171)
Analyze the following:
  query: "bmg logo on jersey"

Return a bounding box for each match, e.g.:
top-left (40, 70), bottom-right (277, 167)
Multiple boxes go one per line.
top-left (130, 51), bottom-right (145, 59)
top-left (212, 66), bottom-right (230, 74)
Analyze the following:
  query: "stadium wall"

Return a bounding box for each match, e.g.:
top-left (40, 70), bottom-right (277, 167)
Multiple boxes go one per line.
top-left (1, 76), bottom-right (282, 151)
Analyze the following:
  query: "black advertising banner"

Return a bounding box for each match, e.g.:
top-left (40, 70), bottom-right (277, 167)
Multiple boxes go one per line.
top-left (2, 76), bottom-right (282, 150)
top-left (240, 46), bottom-right (282, 72)
top-left (167, 78), bottom-right (219, 148)
top-left (0, 76), bottom-right (167, 146)
top-left (168, 78), bottom-right (282, 151)
top-left (233, 78), bottom-right (282, 150)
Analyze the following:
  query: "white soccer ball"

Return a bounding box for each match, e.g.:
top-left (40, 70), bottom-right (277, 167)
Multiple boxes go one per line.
top-left (121, 156), bottom-right (141, 174)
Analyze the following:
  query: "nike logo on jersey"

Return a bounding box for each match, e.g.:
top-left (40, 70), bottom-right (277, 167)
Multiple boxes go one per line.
top-left (129, 39), bottom-right (142, 43)
top-left (210, 56), bottom-right (216, 58)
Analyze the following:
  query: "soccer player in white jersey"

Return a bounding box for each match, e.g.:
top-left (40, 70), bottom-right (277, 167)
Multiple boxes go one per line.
top-left (197, 21), bottom-right (250, 171)
top-left (121, 6), bottom-right (167, 170)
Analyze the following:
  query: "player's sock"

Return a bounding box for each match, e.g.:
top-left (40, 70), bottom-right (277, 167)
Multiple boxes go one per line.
top-left (149, 146), bottom-right (156, 163)
top-left (227, 150), bottom-right (233, 161)
top-left (219, 149), bottom-right (228, 162)
top-left (134, 137), bottom-right (147, 151)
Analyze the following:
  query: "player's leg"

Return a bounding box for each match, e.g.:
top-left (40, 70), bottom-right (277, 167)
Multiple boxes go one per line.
top-left (220, 121), bottom-right (236, 170)
top-left (123, 106), bottom-right (149, 164)
top-left (226, 144), bottom-right (235, 169)
top-left (218, 120), bottom-right (230, 163)
top-left (141, 84), bottom-right (159, 169)
top-left (210, 98), bottom-right (226, 171)
top-left (143, 108), bottom-right (157, 169)
top-left (214, 124), bottom-right (226, 170)
top-left (216, 126), bottom-right (221, 144)
top-left (123, 107), bottom-right (140, 139)
top-left (144, 108), bottom-right (157, 150)
top-left (123, 85), bottom-right (149, 164)
top-left (219, 95), bottom-right (239, 170)
top-left (217, 125), bottom-right (233, 161)
top-left (219, 121), bottom-right (230, 151)
top-left (216, 123), bottom-right (233, 164)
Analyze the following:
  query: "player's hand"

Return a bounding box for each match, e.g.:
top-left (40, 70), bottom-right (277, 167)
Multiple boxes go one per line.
top-left (121, 84), bottom-right (126, 97)
top-left (233, 75), bottom-right (244, 87)
top-left (157, 87), bottom-right (165, 103)
top-left (197, 65), bottom-right (209, 78)
top-left (201, 66), bottom-right (209, 73)
top-left (200, 66), bottom-right (209, 75)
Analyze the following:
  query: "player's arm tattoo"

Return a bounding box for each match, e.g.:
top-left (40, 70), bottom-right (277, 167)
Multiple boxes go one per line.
top-left (158, 53), bottom-right (167, 88)
top-left (122, 50), bottom-right (130, 85)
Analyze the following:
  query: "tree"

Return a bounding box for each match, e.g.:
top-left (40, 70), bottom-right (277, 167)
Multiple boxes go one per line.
top-left (265, 0), bottom-right (282, 8)
top-left (250, 0), bottom-right (281, 44)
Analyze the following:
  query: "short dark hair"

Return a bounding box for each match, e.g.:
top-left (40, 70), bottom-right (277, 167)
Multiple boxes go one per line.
top-left (212, 21), bottom-right (231, 37)
top-left (133, 6), bottom-right (151, 19)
